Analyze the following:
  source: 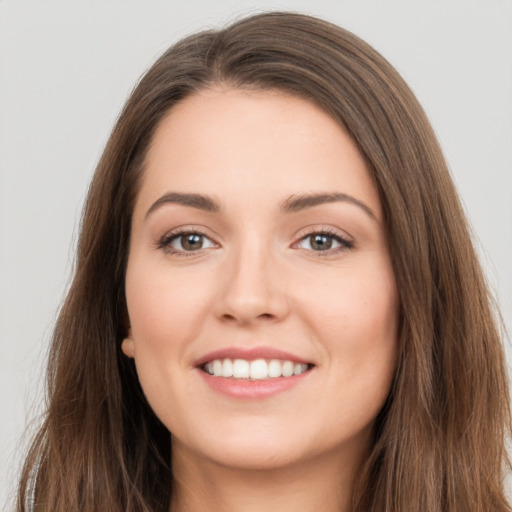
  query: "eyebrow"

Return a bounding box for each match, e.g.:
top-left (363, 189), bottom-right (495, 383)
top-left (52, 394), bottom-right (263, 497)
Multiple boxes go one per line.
top-left (145, 192), bottom-right (220, 218)
top-left (145, 191), bottom-right (377, 221)
top-left (281, 192), bottom-right (377, 220)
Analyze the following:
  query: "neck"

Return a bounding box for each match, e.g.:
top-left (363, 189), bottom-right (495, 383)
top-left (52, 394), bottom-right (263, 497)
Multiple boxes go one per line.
top-left (169, 439), bottom-right (367, 512)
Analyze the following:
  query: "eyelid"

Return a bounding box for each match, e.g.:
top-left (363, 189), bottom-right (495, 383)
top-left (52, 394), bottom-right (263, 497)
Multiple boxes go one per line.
top-left (292, 225), bottom-right (354, 255)
top-left (155, 224), bottom-right (354, 257)
top-left (155, 225), bottom-right (219, 256)
top-left (294, 224), bottom-right (353, 242)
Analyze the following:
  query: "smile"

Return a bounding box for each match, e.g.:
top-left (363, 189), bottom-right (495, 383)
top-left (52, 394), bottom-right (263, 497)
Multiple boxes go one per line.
top-left (203, 358), bottom-right (312, 380)
top-left (195, 347), bottom-right (315, 399)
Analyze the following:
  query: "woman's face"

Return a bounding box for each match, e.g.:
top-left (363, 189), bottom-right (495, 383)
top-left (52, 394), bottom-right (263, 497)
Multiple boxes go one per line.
top-left (124, 87), bottom-right (398, 472)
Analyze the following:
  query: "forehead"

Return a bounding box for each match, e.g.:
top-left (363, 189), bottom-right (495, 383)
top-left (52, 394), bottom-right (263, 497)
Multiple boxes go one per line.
top-left (135, 87), bottom-right (381, 219)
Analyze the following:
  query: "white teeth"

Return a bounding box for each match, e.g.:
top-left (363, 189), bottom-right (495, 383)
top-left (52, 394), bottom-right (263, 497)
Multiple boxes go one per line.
top-left (213, 360), bottom-right (223, 377)
top-left (282, 361), bottom-right (294, 377)
top-left (294, 363), bottom-right (307, 375)
top-left (222, 359), bottom-right (233, 378)
top-left (203, 358), bottom-right (310, 380)
top-left (250, 359), bottom-right (268, 380)
top-left (268, 359), bottom-right (282, 378)
top-left (233, 359), bottom-right (250, 378)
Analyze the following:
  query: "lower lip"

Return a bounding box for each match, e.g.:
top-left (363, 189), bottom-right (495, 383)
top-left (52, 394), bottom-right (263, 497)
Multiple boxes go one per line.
top-left (197, 369), bottom-right (312, 399)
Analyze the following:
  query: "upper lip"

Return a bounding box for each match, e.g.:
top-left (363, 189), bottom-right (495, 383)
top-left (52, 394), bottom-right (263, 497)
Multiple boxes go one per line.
top-left (194, 346), bottom-right (313, 368)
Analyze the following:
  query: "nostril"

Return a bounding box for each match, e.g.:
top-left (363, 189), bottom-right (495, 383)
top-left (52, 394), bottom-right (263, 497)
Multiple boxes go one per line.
top-left (221, 312), bottom-right (275, 323)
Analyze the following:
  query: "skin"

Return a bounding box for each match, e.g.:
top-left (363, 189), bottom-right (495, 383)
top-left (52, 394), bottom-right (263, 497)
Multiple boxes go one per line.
top-left (123, 87), bottom-right (399, 512)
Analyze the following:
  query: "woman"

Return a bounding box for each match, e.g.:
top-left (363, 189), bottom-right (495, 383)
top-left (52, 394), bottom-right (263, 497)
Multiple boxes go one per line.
top-left (18, 11), bottom-right (511, 512)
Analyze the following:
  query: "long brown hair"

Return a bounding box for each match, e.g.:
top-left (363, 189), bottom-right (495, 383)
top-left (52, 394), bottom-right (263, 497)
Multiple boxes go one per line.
top-left (18, 11), bottom-right (511, 512)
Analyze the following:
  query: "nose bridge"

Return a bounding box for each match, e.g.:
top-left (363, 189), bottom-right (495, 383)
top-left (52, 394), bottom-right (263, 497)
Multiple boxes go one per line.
top-left (216, 230), bottom-right (287, 324)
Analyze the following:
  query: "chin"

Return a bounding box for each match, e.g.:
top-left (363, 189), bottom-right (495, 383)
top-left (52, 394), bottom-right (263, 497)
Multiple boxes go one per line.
top-left (197, 441), bottom-right (309, 472)
top-left (171, 414), bottom-right (371, 474)
top-left (169, 416), bottom-right (311, 471)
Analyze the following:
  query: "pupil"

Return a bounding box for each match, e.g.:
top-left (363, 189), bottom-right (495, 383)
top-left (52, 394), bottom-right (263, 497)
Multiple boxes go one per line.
top-left (182, 234), bottom-right (202, 250)
top-left (311, 234), bottom-right (332, 250)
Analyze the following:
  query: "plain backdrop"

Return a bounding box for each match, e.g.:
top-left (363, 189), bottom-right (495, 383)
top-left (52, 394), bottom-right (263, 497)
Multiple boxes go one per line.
top-left (1, 0), bottom-right (511, 509)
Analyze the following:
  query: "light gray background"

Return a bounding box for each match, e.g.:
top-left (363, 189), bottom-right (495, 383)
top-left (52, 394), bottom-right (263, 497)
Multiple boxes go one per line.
top-left (1, 1), bottom-right (511, 509)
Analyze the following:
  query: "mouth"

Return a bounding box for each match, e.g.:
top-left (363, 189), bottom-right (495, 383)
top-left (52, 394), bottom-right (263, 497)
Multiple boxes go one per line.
top-left (195, 347), bottom-right (315, 399)
top-left (201, 358), bottom-right (314, 381)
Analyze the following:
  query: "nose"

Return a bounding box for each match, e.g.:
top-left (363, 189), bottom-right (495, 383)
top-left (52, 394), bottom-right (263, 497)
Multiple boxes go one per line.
top-left (214, 237), bottom-right (290, 326)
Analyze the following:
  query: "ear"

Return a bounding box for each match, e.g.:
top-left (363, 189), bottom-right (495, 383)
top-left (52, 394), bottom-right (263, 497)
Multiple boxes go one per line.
top-left (121, 329), bottom-right (135, 358)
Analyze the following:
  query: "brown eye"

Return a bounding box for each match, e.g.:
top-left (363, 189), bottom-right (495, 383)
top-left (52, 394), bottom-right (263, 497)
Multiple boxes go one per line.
top-left (296, 231), bottom-right (353, 253)
top-left (309, 234), bottom-right (333, 251)
top-left (159, 230), bottom-right (216, 254)
top-left (180, 233), bottom-right (205, 251)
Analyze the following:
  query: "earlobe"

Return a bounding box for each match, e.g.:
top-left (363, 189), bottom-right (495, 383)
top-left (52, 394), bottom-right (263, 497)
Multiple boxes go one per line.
top-left (121, 337), bottom-right (135, 358)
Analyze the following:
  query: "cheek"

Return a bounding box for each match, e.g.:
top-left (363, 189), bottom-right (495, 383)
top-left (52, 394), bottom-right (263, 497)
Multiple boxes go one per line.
top-left (301, 260), bottom-right (399, 402)
top-left (125, 262), bottom-right (214, 348)
top-left (124, 263), bottom-right (216, 426)
top-left (303, 263), bottom-right (398, 348)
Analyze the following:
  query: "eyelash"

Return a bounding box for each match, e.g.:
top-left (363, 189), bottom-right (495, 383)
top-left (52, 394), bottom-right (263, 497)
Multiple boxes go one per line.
top-left (156, 227), bottom-right (215, 257)
top-left (156, 227), bottom-right (353, 258)
top-left (294, 227), bottom-right (353, 256)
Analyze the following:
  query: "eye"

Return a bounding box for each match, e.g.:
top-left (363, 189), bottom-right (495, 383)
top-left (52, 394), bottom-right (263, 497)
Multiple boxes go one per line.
top-left (158, 229), bottom-right (217, 255)
top-left (295, 230), bottom-right (353, 254)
